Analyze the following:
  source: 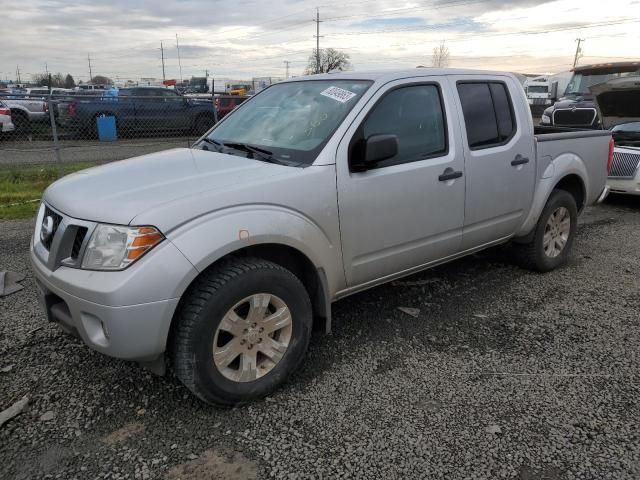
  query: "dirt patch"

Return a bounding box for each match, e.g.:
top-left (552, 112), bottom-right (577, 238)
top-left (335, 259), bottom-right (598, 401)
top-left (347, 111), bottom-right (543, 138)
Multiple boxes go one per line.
top-left (164, 449), bottom-right (257, 480)
top-left (102, 421), bottom-right (145, 445)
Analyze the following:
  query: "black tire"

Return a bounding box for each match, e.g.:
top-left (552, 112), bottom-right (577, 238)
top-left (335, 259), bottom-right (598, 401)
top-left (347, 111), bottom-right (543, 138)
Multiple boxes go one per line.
top-left (192, 114), bottom-right (215, 136)
top-left (171, 257), bottom-right (313, 406)
top-left (513, 189), bottom-right (578, 272)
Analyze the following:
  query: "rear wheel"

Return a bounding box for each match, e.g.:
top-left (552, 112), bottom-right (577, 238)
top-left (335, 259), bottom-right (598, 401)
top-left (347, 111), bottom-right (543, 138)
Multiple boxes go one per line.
top-left (171, 257), bottom-right (312, 406)
top-left (513, 189), bottom-right (578, 272)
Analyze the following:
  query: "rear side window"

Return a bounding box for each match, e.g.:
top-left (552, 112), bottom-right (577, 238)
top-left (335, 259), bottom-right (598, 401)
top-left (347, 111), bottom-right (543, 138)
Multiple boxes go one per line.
top-left (457, 82), bottom-right (516, 149)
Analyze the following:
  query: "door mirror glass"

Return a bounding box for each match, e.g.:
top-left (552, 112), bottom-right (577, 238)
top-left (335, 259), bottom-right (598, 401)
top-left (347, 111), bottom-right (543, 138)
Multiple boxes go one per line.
top-left (364, 134), bottom-right (399, 166)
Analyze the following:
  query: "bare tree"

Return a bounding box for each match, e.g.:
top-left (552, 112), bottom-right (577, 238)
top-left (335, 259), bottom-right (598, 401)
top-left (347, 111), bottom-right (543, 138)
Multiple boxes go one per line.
top-left (32, 72), bottom-right (66, 87)
top-left (91, 75), bottom-right (114, 85)
top-left (431, 41), bottom-right (450, 68)
top-left (306, 48), bottom-right (351, 75)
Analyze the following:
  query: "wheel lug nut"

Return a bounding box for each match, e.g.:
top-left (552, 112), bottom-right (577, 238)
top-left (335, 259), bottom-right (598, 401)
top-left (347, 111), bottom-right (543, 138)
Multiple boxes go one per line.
top-left (258, 338), bottom-right (262, 343)
top-left (240, 339), bottom-right (246, 345)
top-left (259, 327), bottom-right (264, 333)
top-left (248, 344), bottom-right (253, 349)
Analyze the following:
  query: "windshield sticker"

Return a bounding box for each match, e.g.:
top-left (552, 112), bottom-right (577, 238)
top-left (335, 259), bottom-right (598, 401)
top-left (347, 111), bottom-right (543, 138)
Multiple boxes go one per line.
top-left (320, 86), bottom-right (358, 103)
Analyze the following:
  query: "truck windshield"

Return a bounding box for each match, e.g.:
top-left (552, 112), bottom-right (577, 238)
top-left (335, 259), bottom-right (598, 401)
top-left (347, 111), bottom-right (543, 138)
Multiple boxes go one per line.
top-left (565, 69), bottom-right (639, 96)
top-left (204, 79), bottom-right (372, 165)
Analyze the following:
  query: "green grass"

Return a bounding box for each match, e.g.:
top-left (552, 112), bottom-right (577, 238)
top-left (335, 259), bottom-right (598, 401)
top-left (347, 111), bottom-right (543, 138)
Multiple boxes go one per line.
top-left (0, 163), bottom-right (95, 220)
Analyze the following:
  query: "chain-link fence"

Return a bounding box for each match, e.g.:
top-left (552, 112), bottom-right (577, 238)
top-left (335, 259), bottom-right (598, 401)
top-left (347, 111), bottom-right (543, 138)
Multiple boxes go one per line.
top-left (0, 89), bottom-right (222, 171)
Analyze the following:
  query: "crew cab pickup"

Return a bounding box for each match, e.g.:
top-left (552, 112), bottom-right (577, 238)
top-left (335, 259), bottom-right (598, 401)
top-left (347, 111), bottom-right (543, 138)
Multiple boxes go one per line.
top-left (31, 70), bottom-right (612, 406)
top-left (56, 87), bottom-right (217, 136)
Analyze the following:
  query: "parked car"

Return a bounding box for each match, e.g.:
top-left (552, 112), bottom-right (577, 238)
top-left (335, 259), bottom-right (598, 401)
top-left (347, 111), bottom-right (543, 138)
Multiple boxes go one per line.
top-left (540, 61), bottom-right (640, 128)
top-left (215, 95), bottom-right (248, 120)
top-left (592, 76), bottom-right (640, 195)
top-left (0, 101), bottom-right (15, 135)
top-left (26, 88), bottom-right (73, 97)
top-left (31, 70), bottom-right (611, 406)
top-left (56, 87), bottom-right (217, 136)
top-left (0, 93), bottom-right (48, 132)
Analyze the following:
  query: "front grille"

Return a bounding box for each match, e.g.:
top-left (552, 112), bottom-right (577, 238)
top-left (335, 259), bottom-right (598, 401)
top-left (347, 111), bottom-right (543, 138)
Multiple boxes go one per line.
top-left (553, 108), bottom-right (597, 127)
top-left (42, 206), bottom-right (63, 250)
top-left (71, 227), bottom-right (88, 260)
top-left (609, 151), bottom-right (640, 178)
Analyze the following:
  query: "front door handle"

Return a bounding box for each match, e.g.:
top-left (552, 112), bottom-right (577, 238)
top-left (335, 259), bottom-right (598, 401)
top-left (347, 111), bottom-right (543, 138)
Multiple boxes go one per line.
top-left (511, 155), bottom-right (530, 166)
top-left (438, 168), bottom-right (463, 182)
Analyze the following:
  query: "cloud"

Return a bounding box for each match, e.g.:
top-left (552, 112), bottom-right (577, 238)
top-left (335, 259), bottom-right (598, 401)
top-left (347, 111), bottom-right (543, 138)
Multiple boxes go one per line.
top-left (1, 0), bottom-right (638, 81)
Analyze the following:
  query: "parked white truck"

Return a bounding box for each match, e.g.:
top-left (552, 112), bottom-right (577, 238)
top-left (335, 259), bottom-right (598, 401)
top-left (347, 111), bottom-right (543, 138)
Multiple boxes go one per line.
top-left (31, 69), bottom-right (612, 405)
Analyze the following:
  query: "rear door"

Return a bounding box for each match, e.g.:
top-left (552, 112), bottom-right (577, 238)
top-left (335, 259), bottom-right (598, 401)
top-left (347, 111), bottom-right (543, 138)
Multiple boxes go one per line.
top-left (336, 77), bottom-right (466, 287)
top-left (449, 76), bottom-right (536, 249)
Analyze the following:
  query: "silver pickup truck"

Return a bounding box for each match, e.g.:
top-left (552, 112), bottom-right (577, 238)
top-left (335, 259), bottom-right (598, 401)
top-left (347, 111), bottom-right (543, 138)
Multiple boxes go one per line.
top-left (31, 69), bottom-right (611, 405)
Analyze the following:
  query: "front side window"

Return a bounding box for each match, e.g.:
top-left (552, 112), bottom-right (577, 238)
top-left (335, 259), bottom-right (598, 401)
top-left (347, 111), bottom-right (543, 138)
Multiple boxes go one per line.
top-left (205, 80), bottom-right (372, 166)
top-left (352, 84), bottom-right (447, 168)
top-left (457, 82), bottom-right (516, 149)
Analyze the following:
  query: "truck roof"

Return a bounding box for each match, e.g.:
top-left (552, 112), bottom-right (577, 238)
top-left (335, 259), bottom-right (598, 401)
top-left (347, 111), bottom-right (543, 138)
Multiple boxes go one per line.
top-left (283, 68), bottom-right (520, 84)
top-left (573, 61), bottom-right (640, 73)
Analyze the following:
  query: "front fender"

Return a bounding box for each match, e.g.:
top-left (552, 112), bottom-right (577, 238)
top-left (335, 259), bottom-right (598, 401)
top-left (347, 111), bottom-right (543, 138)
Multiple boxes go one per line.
top-left (167, 204), bottom-right (344, 297)
top-left (516, 153), bottom-right (588, 237)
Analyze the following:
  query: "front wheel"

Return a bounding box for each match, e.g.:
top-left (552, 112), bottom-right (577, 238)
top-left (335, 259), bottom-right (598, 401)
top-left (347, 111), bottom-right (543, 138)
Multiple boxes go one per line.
top-left (171, 257), bottom-right (312, 406)
top-left (513, 189), bottom-right (578, 272)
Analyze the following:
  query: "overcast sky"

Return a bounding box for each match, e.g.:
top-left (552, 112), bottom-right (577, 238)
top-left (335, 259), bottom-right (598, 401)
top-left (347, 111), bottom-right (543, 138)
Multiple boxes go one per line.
top-left (1, 0), bottom-right (639, 83)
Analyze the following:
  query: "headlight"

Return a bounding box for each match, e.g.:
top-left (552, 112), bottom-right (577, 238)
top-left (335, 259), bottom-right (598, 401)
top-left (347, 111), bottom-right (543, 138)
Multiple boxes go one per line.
top-left (541, 114), bottom-right (551, 124)
top-left (81, 225), bottom-right (164, 270)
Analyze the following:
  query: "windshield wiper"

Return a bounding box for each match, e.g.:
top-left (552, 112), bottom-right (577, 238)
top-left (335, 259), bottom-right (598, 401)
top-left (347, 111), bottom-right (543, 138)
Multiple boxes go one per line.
top-left (223, 142), bottom-right (281, 164)
top-left (199, 137), bottom-right (224, 152)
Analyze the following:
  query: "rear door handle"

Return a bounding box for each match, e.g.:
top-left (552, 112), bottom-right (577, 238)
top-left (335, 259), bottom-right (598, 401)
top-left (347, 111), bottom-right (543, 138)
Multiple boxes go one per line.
top-left (511, 155), bottom-right (530, 166)
top-left (438, 168), bottom-right (463, 182)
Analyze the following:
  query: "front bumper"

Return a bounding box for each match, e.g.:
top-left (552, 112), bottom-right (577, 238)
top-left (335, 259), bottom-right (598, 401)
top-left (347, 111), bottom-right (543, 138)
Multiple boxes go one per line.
top-left (30, 236), bottom-right (196, 362)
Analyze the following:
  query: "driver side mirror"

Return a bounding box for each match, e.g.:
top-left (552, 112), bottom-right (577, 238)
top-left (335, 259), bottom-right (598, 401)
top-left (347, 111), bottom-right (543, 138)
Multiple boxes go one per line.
top-left (352, 134), bottom-right (398, 171)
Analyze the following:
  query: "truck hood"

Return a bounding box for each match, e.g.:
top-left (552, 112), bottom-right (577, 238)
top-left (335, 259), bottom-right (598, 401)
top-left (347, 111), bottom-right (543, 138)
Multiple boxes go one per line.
top-left (551, 97), bottom-right (595, 109)
top-left (591, 76), bottom-right (640, 129)
top-left (45, 148), bottom-right (294, 225)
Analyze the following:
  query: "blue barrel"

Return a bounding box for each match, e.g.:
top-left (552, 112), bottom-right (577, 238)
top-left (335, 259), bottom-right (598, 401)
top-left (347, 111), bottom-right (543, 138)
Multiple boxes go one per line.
top-left (96, 115), bottom-right (117, 141)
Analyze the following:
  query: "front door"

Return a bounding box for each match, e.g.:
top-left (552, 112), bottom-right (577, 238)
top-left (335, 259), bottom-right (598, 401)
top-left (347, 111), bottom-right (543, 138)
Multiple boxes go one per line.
top-left (448, 76), bottom-right (536, 249)
top-left (336, 78), bottom-right (466, 287)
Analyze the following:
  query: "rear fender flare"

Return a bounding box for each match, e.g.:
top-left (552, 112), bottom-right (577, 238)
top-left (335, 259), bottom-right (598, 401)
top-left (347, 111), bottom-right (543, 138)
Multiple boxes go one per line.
top-left (515, 153), bottom-right (587, 238)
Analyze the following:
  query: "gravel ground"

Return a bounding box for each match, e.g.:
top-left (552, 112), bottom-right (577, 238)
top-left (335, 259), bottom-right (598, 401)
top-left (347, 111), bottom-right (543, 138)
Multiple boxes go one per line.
top-left (1, 197), bottom-right (639, 479)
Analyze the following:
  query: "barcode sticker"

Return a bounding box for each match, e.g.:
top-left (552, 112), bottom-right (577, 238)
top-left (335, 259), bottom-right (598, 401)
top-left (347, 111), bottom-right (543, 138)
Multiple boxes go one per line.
top-left (320, 86), bottom-right (357, 103)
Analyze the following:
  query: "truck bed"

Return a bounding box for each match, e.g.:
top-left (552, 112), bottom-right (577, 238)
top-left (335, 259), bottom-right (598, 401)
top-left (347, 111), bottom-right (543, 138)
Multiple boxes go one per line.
top-left (534, 126), bottom-right (611, 206)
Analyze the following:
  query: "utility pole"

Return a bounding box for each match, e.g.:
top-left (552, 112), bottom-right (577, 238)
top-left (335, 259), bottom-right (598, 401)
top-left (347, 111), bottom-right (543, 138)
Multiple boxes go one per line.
top-left (160, 41), bottom-right (166, 83)
top-left (573, 38), bottom-right (584, 68)
top-left (45, 62), bottom-right (49, 75)
top-left (313, 8), bottom-right (323, 74)
top-left (16, 65), bottom-right (21, 83)
top-left (176, 33), bottom-right (183, 83)
top-left (284, 60), bottom-right (290, 79)
top-left (87, 53), bottom-right (93, 83)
